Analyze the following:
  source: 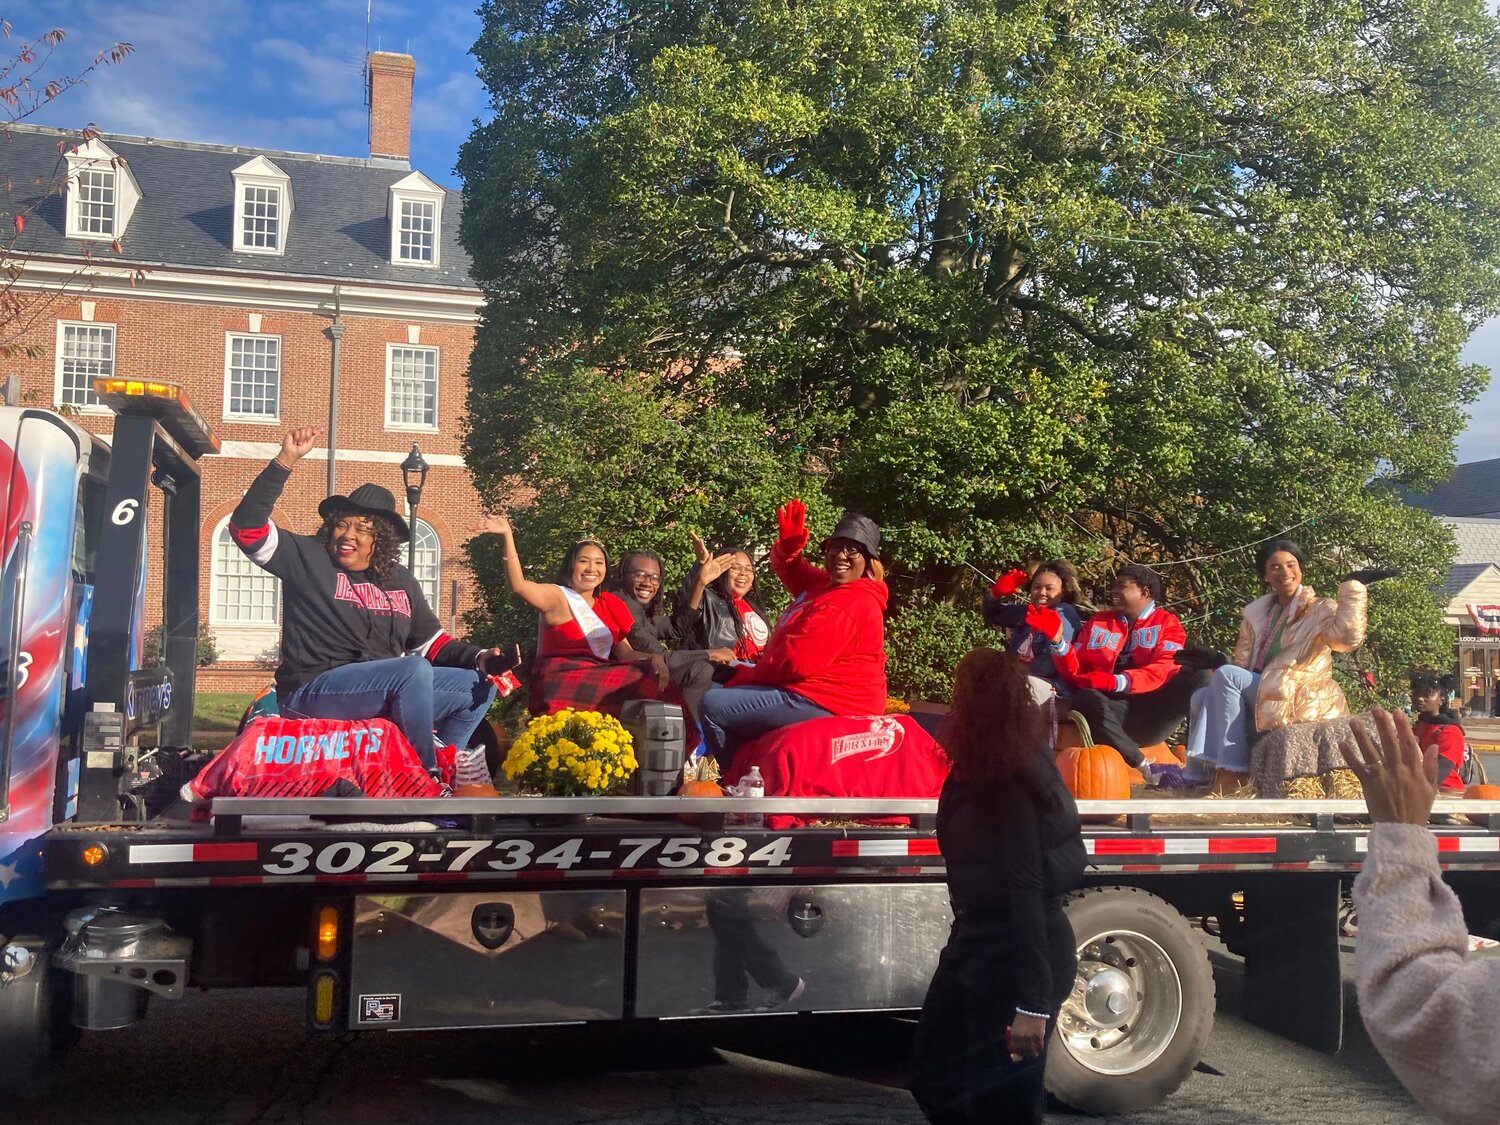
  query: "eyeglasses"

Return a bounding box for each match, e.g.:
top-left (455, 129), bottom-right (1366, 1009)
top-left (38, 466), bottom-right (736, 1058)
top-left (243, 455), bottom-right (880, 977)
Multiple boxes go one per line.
top-left (824, 543), bottom-right (864, 558)
top-left (727, 566), bottom-right (755, 576)
top-left (626, 570), bottom-right (662, 585)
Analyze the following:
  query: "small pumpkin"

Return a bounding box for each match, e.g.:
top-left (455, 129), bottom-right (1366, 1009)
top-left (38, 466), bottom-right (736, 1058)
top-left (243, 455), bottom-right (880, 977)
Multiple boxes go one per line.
top-left (1054, 714), bottom-right (1131, 800)
top-left (677, 756), bottom-right (724, 823)
top-left (1466, 784), bottom-right (1500, 801)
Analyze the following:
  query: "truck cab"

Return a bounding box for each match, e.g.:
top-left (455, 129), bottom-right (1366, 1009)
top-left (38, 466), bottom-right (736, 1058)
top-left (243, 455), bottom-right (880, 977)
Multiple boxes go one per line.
top-left (0, 380), bottom-right (216, 1084)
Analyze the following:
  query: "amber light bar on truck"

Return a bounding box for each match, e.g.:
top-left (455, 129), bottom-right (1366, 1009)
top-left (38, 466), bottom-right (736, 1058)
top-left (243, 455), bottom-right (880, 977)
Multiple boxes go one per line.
top-left (91, 378), bottom-right (221, 458)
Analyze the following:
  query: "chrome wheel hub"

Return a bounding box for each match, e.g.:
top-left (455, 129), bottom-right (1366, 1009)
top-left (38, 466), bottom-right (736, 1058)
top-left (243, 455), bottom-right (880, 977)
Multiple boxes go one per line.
top-left (1057, 928), bottom-right (1184, 1075)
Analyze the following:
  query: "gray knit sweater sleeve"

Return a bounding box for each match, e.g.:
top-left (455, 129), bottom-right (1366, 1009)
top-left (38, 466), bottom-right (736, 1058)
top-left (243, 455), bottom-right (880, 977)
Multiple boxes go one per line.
top-left (1353, 823), bottom-right (1500, 1125)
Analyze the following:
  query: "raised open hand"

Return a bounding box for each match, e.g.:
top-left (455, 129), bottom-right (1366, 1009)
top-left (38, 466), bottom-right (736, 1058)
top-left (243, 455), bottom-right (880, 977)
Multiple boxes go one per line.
top-left (1339, 707), bottom-right (1438, 825)
top-left (776, 499), bottom-right (809, 556)
top-left (991, 567), bottom-right (1030, 598)
top-left (690, 532), bottom-right (712, 565)
top-left (699, 551), bottom-right (736, 585)
top-left (476, 513), bottom-right (513, 538)
top-left (278, 425), bottom-right (324, 465)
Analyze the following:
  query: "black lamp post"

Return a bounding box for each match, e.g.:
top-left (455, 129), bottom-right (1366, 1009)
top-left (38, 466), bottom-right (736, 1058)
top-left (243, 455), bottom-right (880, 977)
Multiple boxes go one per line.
top-left (400, 442), bottom-right (429, 571)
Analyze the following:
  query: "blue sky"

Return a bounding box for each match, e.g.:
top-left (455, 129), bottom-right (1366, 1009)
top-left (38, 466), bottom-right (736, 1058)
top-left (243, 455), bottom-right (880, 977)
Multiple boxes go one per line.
top-left (12, 2), bottom-right (1499, 464)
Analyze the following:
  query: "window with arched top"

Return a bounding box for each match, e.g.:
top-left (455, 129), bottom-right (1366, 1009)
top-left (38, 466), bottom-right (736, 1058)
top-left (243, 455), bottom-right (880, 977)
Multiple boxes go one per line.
top-left (210, 519), bottom-right (280, 625)
top-left (410, 519), bottom-right (441, 615)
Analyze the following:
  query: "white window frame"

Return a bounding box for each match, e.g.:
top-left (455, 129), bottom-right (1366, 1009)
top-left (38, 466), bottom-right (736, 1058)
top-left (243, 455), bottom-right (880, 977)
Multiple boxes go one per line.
top-left (388, 171), bottom-right (444, 269)
top-left (64, 138), bottom-right (141, 241)
top-left (384, 343), bottom-right (440, 432)
top-left (208, 517), bottom-right (282, 627)
top-left (230, 156), bottom-right (293, 256)
top-left (410, 518), bottom-right (442, 616)
top-left (222, 332), bottom-right (283, 423)
top-left (53, 320), bottom-right (116, 413)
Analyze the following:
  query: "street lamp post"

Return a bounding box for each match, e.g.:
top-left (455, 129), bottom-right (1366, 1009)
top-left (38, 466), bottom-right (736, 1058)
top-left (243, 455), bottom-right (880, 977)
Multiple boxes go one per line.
top-left (400, 442), bottom-right (429, 572)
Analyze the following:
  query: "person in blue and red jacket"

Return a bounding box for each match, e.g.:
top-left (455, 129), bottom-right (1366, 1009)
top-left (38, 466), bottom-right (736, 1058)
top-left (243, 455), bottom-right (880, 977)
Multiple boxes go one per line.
top-left (229, 425), bottom-right (521, 774)
top-left (1048, 563), bottom-right (1208, 777)
top-left (697, 500), bottom-right (888, 762)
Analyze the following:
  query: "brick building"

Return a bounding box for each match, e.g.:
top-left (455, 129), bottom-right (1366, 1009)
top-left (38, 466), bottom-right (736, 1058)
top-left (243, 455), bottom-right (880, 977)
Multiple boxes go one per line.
top-left (5, 53), bottom-right (488, 691)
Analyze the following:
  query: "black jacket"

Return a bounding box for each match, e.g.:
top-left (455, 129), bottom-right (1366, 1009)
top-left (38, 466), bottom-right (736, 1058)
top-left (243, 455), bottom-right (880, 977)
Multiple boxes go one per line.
top-left (672, 570), bottom-right (770, 653)
top-left (938, 748), bottom-right (1087, 1013)
top-left (617, 590), bottom-right (677, 655)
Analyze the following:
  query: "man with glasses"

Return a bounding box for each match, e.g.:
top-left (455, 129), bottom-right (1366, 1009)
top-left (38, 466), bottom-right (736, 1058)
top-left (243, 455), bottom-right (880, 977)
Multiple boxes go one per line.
top-left (610, 547), bottom-right (715, 722)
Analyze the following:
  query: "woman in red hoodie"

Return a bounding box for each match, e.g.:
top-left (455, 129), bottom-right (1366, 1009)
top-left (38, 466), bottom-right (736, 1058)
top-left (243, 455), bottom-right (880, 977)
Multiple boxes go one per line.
top-left (696, 500), bottom-right (888, 762)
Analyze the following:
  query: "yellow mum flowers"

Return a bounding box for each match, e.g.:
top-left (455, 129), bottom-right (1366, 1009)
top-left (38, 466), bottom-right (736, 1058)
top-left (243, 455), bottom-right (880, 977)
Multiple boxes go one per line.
top-left (501, 709), bottom-right (638, 796)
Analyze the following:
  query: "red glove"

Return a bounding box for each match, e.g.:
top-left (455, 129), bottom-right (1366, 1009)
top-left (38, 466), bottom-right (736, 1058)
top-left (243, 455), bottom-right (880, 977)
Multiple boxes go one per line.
top-left (990, 568), bottom-right (1029, 598)
top-left (776, 499), bottom-right (809, 557)
top-left (1024, 604), bottom-right (1064, 644)
top-left (1070, 671), bottom-right (1120, 693)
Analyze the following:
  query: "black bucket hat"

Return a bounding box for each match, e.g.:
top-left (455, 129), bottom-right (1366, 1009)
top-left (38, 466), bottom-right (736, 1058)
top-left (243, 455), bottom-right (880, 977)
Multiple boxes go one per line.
top-left (318, 483), bottom-right (410, 542)
top-left (820, 512), bottom-right (880, 559)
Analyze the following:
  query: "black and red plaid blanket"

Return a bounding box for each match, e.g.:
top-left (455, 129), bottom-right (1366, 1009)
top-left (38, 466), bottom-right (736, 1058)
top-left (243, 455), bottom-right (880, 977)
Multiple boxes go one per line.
top-left (529, 654), bottom-right (685, 718)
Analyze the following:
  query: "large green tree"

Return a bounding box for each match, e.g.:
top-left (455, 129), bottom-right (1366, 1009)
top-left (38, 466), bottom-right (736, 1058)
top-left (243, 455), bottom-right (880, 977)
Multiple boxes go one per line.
top-left (459, 0), bottom-right (1500, 701)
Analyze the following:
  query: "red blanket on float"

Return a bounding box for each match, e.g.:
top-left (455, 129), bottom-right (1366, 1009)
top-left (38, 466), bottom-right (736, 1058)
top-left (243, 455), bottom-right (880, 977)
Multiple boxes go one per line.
top-left (188, 716), bottom-right (443, 804)
top-left (727, 714), bottom-right (949, 829)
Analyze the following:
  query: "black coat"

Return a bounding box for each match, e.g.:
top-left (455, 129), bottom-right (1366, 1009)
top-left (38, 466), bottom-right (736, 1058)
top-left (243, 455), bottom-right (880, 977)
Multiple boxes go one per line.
top-left (672, 568), bottom-right (771, 653)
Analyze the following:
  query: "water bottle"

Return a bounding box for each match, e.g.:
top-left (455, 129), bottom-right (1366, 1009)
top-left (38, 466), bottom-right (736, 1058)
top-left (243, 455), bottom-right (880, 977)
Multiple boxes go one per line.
top-left (738, 765), bottom-right (765, 828)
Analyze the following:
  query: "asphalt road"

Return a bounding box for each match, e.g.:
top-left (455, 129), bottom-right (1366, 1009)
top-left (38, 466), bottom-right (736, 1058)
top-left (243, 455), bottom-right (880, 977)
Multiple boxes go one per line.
top-left (14, 939), bottom-right (1433, 1125)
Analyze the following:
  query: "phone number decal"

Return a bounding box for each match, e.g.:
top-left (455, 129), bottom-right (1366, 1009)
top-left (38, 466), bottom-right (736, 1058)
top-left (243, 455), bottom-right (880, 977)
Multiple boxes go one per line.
top-left (260, 835), bottom-right (795, 877)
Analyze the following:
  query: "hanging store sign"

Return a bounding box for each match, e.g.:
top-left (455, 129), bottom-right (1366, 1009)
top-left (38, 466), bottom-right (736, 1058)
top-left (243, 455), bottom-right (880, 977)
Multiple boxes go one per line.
top-left (1467, 605), bottom-right (1500, 634)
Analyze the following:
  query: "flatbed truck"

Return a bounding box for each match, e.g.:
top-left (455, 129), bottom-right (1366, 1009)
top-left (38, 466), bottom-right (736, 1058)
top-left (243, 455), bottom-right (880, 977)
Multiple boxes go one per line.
top-left (4, 386), bottom-right (1498, 1115)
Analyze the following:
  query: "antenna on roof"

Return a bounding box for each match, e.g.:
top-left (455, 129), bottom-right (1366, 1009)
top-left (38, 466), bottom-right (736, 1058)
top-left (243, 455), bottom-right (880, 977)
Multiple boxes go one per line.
top-left (364, 0), bottom-right (373, 107)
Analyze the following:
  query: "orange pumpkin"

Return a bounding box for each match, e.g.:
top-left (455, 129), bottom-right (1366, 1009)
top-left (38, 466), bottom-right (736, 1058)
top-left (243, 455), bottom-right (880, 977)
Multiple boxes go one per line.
top-left (453, 782), bottom-right (499, 798)
top-left (1054, 712), bottom-right (1131, 800)
top-left (678, 757), bottom-right (724, 823)
top-left (1466, 784), bottom-right (1500, 801)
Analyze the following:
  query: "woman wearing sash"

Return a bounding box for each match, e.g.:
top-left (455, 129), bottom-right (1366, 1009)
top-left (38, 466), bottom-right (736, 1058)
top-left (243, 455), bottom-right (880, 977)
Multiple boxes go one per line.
top-left (1186, 539), bottom-right (1388, 795)
top-left (479, 514), bottom-right (682, 718)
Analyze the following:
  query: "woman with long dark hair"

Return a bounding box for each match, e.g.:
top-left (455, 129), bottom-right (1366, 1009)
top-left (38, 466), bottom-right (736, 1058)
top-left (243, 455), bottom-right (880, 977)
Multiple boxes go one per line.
top-left (910, 647), bottom-right (1086, 1125)
top-left (479, 514), bottom-right (682, 719)
top-left (674, 534), bottom-right (774, 669)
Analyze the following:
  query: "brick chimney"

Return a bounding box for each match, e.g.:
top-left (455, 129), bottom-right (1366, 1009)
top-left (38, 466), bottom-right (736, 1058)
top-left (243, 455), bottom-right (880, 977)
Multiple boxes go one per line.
top-left (368, 51), bottom-right (415, 162)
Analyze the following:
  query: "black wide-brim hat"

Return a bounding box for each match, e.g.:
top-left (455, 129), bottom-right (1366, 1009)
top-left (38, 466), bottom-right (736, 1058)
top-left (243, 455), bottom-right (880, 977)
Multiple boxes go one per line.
top-left (820, 512), bottom-right (880, 559)
top-left (318, 483), bottom-right (410, 542)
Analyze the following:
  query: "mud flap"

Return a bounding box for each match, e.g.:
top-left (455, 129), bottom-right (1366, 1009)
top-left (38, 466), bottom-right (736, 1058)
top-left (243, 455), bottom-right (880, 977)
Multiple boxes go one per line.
top-left (1239, 875), bottom-right (1343, 1053)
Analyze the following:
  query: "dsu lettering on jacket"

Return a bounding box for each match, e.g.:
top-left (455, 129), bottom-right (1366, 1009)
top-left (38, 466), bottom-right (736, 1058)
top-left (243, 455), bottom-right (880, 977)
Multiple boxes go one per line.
top-left (1051, 602), bottom-right (1186, 694)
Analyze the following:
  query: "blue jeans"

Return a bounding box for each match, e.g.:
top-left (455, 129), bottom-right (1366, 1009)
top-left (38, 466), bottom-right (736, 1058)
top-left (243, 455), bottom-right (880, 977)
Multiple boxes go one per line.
top-left (1186, 665), bottom-right (1261, 775)
top-left (698, 685), bottom-right (832, 762)
top-left (281, 656), bottom-right (496, 771)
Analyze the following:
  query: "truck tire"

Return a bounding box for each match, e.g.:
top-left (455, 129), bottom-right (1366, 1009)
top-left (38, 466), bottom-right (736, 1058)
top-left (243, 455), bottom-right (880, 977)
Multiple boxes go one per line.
top-left (1046, 886), bottom-right (1215, 1115)
top-left (0, 936), bottom-right (72, 1097)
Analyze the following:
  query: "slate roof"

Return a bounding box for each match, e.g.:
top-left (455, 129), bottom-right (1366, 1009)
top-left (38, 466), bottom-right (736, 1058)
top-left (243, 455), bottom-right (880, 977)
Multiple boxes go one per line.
top-left (1403, 458), bottom-right (1500, 518)
top-left (5, 124), bottom-right (475, 289)
top-left (1451, 518), bottom-right (1500, 567)
top-left (1444, 562), bottom-right (1495, 596)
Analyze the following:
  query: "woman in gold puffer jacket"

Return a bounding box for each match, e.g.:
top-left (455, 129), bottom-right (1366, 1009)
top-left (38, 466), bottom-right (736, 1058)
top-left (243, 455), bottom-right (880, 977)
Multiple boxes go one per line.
top-left (1186, 539), bottom-right (1393, 795)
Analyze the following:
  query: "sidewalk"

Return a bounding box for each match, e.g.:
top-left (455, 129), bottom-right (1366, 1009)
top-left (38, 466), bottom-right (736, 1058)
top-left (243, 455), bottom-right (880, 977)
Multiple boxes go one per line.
top-left (1467, 717), bottom-right (1500, 752)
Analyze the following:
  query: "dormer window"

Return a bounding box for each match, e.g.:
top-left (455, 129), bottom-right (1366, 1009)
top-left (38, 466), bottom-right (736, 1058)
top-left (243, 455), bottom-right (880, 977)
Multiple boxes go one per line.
top-left (65, 138), bottom-right (141, 241)
top-left (388, 171), bottom-right (444, 268)
top-left (231, 156), bottom-right (293, 255)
